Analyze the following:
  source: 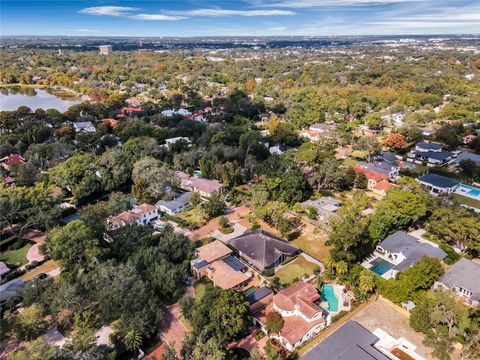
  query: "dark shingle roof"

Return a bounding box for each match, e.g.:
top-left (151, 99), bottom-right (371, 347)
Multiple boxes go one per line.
top-left (246, 286), bottom-right (274, 304)
top-left (416, 142), bottom-right (443, 151)
top-left (230, 229), bottom-right (299, 270)
top-left (222, 255), bottom-right (246, 272)
top-left (379, 151), bottom-right (398, 164)
top-left (417, 173), bottom-right (460, 189)
top-left (300, 320), bottom-right (390, 360)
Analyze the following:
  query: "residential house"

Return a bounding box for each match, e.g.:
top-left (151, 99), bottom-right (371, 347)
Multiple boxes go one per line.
top-left (309, 123), bottom-right (334, 133)
top-left (374, 151), bottom-right (399, 165)
top-left (416, 173), bottom-right (460, 194)
top-left (357, 161), bottom-right (400, 181)
top-left (0, 278), bottom-right (24, 304)
top-left (191, 240), bottom-right (251, 289)
top-left (254, 281), bottom-right (330, 351)
top-left (174, 171), bottom-right (223, 197)
top-left (407, 142), bottom-right (453, 167)
top-left (73, 121), bottom-right (96, 133)
top-left (101, 118), bottom-right (118, 128)
top-left (453, 152), bottom-right (480, 166)
top-left (299, 129), bottom-right (322, 142)
top-left (125, 98), bottom-right (141, 107)
top-left (0, 154), bottom-right (25, 171)
top-left (107, 203), bottom-right (158, 230)
top-left (161, 108), bottom-right (192, 117)
top-left (301, 320), bottom-right (425, 360)
top-left (230, 229), bottom-right (299, 271)
top-left (164, 137), bottom-right (191, 148)
top-left (269, 144), bottom-right (293, 155)
top-left (353, 164), bottom-right (392, 194)
top-left (0, 262), bottom-right (11, 279)
top-left (434, 258), bottom-right (480, 307)
top-left (156, 192), bottom-right (192, 215)
top-left (247, 286), bottom-right (274, 313)
top-left (463, 134), bottom-right (477, 144)
top-left (301, 197), bottom-right (342, 222)
top-left (372, 231), bottom-right (447, 279)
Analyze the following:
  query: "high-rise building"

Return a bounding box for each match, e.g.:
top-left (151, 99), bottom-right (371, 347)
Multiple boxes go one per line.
top-left (99, 45), bottom-right (112, 55)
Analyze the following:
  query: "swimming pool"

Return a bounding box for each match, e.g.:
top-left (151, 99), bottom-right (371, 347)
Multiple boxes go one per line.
top-left (456, 184), bottom-right (480, 199)
top-left (370, 258), bottom-right (395, 276)
top-left (321, 284), bottom-right (338, 312)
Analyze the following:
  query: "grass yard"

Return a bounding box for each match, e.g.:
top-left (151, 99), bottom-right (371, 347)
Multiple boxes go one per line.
top-left (452, 193), bottom-right (480, 210)
top-left (0, 243), bottom-right (32, 266)
top-left (292, 225), bottom-right (331, 262)
top-left (194, 281), bottom-right (207, 300)
top-left (179, 208), bottom-right (206, 227)
top-left (20, 260), bottom-right (59, 282)
top-left (276, 256), bottom-right (320, 285)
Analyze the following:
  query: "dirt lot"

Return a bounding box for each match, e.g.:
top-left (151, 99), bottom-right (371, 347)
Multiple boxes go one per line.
top-left (353, 298), bottom-right (460, 360)
top-left (291, 223), bottom-right (331, 262)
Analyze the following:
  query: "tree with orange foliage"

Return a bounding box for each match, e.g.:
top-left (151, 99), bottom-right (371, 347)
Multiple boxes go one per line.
top-left (382, 133), bottom-right (406, 149)
top-left (245, 78), bottom-right (256, 93)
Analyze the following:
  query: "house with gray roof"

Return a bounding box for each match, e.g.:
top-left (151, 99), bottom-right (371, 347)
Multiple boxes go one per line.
top-left (434, 258), bottom-right (480, 307)
top-left (0, 278), bottom-right (24, 304)
top-left (0, 262), bottom-right (10, 279)
top-left (301, 197), bottom-right (342, 222)
top-left (301, 320), bottom-right (390, 360)
top-left (229, 229), bottom-right (299, 271)
top-left (416, 173), bottom-right (460, 195)
top-left (156, 192), bottom-right (192, 215)
top-left (73, 121), bottom-right (96, 133)
top-left (453, 152), bottom-right (480, 166)
top-left (374, 231), bottom-right (447, 279)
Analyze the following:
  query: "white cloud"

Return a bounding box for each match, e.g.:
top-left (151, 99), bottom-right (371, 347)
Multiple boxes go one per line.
top-left (251, 0), bottom-right (417, 8)
top-left (130, 14), bottom-right (188, 21)
top-left (68, 28), bottom-right (100, 33)
top-left (180, 9), bottom-right (295, 16)
top-left (79, 6), bottom-right (139, 16)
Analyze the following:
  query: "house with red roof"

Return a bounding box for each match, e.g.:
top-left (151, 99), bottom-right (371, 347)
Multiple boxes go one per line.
top-left (0, 154), bottom-right (25, 172)
top-left (254, 281), bottom-right (330, 351)
top-left (353, 164), bottom-right (390, 191)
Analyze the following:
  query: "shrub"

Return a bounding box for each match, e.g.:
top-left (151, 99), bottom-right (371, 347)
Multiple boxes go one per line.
top-left (331, 310), bottom-right (348, 323)
top-left (265, 312), bottom-right (284, 334)
top-left (255, 331), bottom-right (266, 341)
top-left (262, 268), bottom-right (275, 277)
top-left (251, 223), bottom-right (261, 230)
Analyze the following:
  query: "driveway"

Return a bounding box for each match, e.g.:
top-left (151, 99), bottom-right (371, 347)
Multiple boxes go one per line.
top-left (228, 326), bottom-right (267, 356)
top-left (211, 222), bottom-right (248, 242)
top-left (159, 305), bottom-right (187, 358)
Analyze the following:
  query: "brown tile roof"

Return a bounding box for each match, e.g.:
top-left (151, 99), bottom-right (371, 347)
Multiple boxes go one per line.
top-left (206, 260), bottom-right (249, 289)
top-left (196, 240), bottom-right (232, 263)
top-left (353, 165), bottom-right (389, 182)
top-left (256, 303), bottom-right (325, 346)
top-left (273, 282), bottom-right (322, 317)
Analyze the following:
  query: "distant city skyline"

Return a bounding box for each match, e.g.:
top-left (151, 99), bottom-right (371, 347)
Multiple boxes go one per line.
top-left (1, 0), bottom-right (479, 37)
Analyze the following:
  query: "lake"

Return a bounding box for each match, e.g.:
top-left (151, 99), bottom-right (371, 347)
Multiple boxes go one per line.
top-left (0, 87), bottom-right (81, 112)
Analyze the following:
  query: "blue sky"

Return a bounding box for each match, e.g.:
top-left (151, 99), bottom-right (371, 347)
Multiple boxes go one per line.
top-left (1, 1), bottom-right (479, 37)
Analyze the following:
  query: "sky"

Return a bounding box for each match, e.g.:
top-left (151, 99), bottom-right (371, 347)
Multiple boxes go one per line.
top-left (1, 0), bottom-right (479, 37)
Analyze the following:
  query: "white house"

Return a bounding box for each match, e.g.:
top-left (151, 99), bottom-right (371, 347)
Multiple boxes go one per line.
top-left (434, 258), bottom-right (480, 307)
top-left (254, 281), bottom-right (330, 351)
top-left (161, 108), bottom-right (192, 117)
top-left (416, 173), bottom-right (460, 194)
top-left (73, 121), bottom-right (96, 133)
top-left (156, 192), bottom-right (192, 215)
top-left (107, 204), bottom-right (158, 230)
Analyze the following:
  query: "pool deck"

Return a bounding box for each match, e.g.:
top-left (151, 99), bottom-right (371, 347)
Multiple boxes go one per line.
top-left (455, 184), bottom-right (480, 201)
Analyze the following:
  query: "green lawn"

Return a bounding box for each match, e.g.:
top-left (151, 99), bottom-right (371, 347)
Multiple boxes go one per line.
top-left (276, 256), bottom-right (320, 285)
top-left (452, 193), bottom-right (480, 210)
top-left (194, 281), bottom-right (207, 300)
top-left (179, 208), bottom-right (206, 226)
top-left (0, 243), bottom-right (32, 266)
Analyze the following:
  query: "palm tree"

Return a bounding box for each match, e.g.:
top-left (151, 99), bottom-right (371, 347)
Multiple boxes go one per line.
top-left (124, 330), bottom-right (142, 353)
top-left (335, 261), bottom-right (348, 277)
top-left (359, 271), bottom-right (376, 295)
